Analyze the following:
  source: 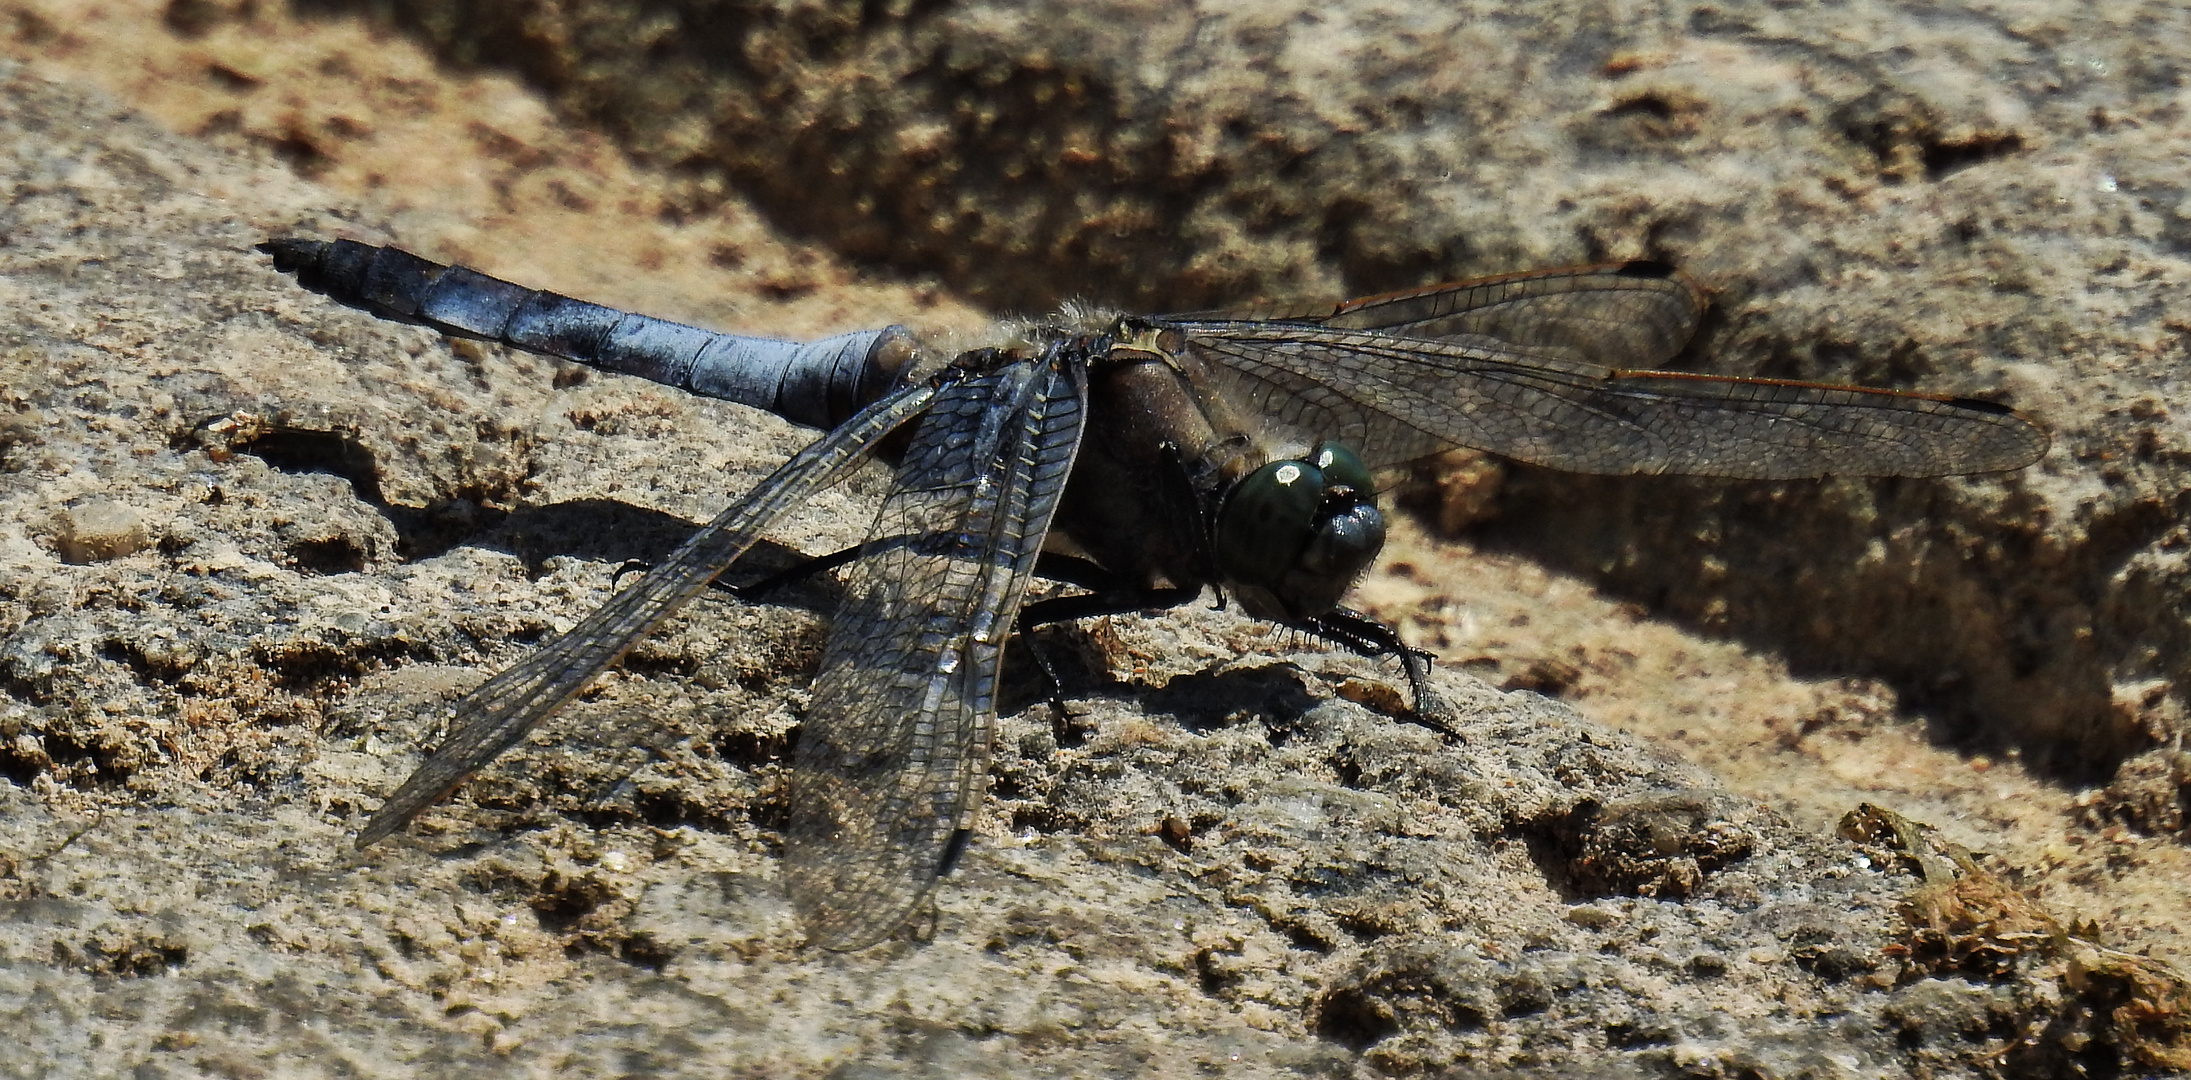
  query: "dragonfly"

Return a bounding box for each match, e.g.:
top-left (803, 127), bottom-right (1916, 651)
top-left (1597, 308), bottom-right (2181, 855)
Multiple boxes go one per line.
top-left (258, 238), bottom-right (2048, 950)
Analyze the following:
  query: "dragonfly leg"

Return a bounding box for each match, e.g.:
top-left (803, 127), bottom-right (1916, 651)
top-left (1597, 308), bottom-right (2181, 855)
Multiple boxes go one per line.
top-left (715, 544), bottom-right (863, 600)
top-left (1285, 608), bottom-right (1456, 736)
top-left (1015, 556), bottom-right (1200, 735)
top-left (1015, 586), bottom-right (1205, 630)
top-left (706, 544), bottom-right (1114, 605)
top-left (1153, 441), bottom-right (1222, 587)
top-left (610, 543), bottom-right (867, 600)
top-left (708, 535), bottom-right (1068, 603)
top-left (1027, 552), bottom-right (1133, 592)
top-left (935, 827), bottom-right (973, 878)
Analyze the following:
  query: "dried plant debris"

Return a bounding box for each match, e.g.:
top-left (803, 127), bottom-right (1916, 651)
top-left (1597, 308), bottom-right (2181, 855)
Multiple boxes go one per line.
top-left (1841, 803), bottom-right (2191, 1071)
top-left (1556, 793), bottom-right (1759, 900)
top-left (2077, 748), bottom-right (2191, 836)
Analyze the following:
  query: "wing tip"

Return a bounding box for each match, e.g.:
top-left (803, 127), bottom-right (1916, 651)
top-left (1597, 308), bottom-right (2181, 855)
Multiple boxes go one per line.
top-left (1943, 396), bottom-right (2052, 472)
top-left (1614, 260), bottom-right (1680, 280)
top-left (1942, 395), bottom-right (2018, 417)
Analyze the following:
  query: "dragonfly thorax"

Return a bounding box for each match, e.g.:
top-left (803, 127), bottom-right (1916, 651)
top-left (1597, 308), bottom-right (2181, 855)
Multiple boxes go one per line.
top-left (1213, 440), bottom-right (1386, 621)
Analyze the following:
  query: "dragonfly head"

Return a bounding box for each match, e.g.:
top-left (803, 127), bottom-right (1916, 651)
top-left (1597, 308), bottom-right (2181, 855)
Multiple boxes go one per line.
top-left (1213, 440), bottom-right (1386, 620)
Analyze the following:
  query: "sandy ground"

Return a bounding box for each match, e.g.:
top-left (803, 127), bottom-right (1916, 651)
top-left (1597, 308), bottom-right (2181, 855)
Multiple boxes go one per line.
top-left (1363, 519), bottom-right (2191, 969)
top-left (3, 0), bottom-right (2187, 1067)
top-left (8, 0), bottom-right (2183, 973)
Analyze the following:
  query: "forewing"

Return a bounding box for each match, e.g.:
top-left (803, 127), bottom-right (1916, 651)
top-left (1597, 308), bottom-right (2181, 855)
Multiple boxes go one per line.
top-left (786, 352), bottom-right (1087, 950)
top-left (1170, 262), bottom-right (1707, 370)
top-left (1176, 323), bottom-right (2046, 478)
top-left (1315, 262), bottom-right (1708, 370)
top-left (356, 380), bottom-right (939, 848)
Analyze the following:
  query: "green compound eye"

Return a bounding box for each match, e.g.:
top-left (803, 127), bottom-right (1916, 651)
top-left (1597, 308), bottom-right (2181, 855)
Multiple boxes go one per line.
top-left (1308, 441), bottom-right (1373, 495)
top-left (1213, 441), bottom-right (1385, 619)
top-left (1213, 457), bottom-right (1325, 588)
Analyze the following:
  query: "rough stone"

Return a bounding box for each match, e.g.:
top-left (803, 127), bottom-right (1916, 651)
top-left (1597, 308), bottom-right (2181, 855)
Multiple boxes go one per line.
top-left (52, 500), bottom-right (152, 565)
top-left (298, 0), bottom-right (2191, 775)
top-left (0, 67), bottom-right (2088, 1077)
top-left (4, 0), bottom-right (2191, 1071)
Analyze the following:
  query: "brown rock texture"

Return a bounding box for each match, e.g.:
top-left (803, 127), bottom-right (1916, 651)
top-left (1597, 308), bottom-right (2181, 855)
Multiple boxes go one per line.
top-left (84, 0), bottom-right (2181, 772)
top-left (3, 0), bottom-right (2191, 1075)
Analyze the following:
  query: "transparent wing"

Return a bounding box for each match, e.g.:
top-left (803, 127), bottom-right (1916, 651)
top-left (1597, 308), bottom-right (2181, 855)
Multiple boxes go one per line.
top-left (1173, 321), bottom-right (2047, 479)
top-left (356, 379), bottom-right (940, 848)
top-left (1312, 261), bottom-right (1707, 370)
top-left (1172, 262), bottom-right (1707, 370)
top-left (785, 353), bottom-right (1087, 951)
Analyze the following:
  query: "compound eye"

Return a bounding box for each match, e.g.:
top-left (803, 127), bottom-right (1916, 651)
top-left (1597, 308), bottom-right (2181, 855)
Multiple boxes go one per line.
top-left (1213, 458), bottom-right (1324, 589)
top-left (1309, 441), bottom-right (1374, 495)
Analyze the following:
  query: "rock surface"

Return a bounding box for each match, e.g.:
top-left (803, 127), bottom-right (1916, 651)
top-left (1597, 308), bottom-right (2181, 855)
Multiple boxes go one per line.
top-left (0, 68), bottom-right (2056, 1074)
top-left (65, 0), bottom-right (2183, 778)
top-left (3, 0), bottom-right (2191, 1074)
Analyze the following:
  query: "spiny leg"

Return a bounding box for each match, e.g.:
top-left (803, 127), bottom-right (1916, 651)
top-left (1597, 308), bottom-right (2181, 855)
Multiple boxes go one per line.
top-left (1284, 607), bottom-right (1456, 735)
top-left (1013, 554), bottom-right (1199, 741)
